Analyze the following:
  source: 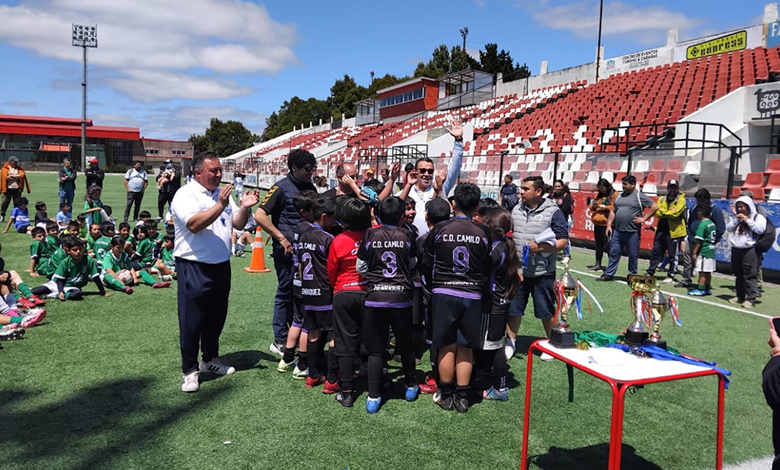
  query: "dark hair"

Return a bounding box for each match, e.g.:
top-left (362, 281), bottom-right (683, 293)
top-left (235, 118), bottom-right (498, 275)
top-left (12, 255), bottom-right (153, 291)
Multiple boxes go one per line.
top-left (60, 235), bottom-right (78, 250)
top-left (193, 151), bottom-right (219, 171)
top-left (287, 149), bottom-right (316, 171)
top-left (697, 204), bottom-right (712, 218)
top-left (110, 236), bottom-right (125, 248)
top-left (118, 222), bottom-right (131, 231)
top-left (454, 182), bottom-right (482, 213)
top-left (377, 196), bottom-right (406, 225)
top-left (17, 197), bottom-right (28, 206)
top-left (336, 198), bottom-right (371, 231)
top-left (622, 175), bottom-right (637, 185)
top-left (69, 237), bottom-right (85, 249)
top-left (404, 198), bottom-right (416, 208)
top-left (163, 234), bottom-right (175, 244)
top-left (139, 211), bottom-right (151, 220)
top-left (67, 221), bottom-right (79, 230)
top-left (293, 190), bottom-right (318, 213)
top-left (404, 162), bottom-right (415, 173)
top-left (553, 179), bottom-right (570, 194)
top-left (134, 225), bottom-right (148, 237)
top-left (103, 205), bottom-right (112, 216)
top-left (522, 176), bottom-right (545, 192)
top-left (144, 220), bottom-right (158, 230)
top-left (89, 223), bottom-right (101, 231)
top-left (60, 202), bottom-right (71, 210)
top-left (478, 198), bottom-right (501, 217)
top-left (415, 157), bottom-right (434, 170)
top-left (35, 201), bottom-right (46, 210)
top-left (31, 226), bottom-right (45, 238)
top-left (482, 209), bottom-right (520, 300)
top-left (76, 213), bottom-right (86, 222)
top-left (596, 178), bottom-right (613, 197)
top-left (45, 221), bottom-right (58, 233)
top-left (363, 178), bottom-right (385, 195)
top-left (694, 188), bottom-right (712, 203)
top-left (100, 221), bottom-right (115, 235)
top-left (312, 197), bottom-right (336, 221)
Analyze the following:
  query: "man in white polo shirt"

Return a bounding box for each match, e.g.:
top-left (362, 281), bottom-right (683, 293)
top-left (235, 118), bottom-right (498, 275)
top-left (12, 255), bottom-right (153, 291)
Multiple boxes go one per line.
top-left (171, 151), bottom-right (259, 393)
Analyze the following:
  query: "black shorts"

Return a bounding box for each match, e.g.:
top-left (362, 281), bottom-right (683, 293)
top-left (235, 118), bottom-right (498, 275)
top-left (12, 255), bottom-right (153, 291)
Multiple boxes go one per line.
top-left (411, 286), bottom-right (424, 326)
top-left (332, 291), bottom-right (365, 357)
top-left (508, 274), bottom-right (556, 319)
top-left (292, 293), bottom-right (304, 328)
top-left (16, 225), bottom-right (28, 233)
top-left (362, 305), bottom-right (413, 356)
top-left (481, 297), bottom-right (510, 350)
top-left (431, 292), bottom-right (481, 348)
top-left (303, 305), bottom-right (333, 332)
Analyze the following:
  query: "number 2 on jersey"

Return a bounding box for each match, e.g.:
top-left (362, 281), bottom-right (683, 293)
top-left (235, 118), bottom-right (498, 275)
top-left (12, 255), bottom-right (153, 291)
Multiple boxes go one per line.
top-left (453, 246), bottom-right (469, 274)
top-left (381, 251), bottom-right (397, 278)
top-left (301, 252), bottom-right (314, 281)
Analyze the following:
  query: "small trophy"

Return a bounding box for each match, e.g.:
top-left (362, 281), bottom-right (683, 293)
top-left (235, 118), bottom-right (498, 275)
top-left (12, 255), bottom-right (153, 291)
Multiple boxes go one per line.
top-left (644, 288), bottom-right (669, 349)
top-left (550, 262), bottom-right (578, 349)
top-left (626, 274), bottom-right (655, 346)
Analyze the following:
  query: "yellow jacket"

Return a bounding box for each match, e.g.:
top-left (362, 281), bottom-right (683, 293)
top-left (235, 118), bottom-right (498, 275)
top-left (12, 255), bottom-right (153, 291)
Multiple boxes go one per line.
top-left (656, 192), bottom-right (687, 238)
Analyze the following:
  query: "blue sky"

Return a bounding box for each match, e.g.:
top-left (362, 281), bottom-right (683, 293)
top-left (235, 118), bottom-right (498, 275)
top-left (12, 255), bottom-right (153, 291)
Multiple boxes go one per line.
top-left (0, 0), bottom-right (771, 140)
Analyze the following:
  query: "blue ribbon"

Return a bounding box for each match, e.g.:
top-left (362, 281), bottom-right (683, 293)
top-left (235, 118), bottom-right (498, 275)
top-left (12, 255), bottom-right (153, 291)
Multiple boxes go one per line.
top-left (522, 243), bottom-right (530, 269)
top-left (605, 343), bottom-right (731, 389)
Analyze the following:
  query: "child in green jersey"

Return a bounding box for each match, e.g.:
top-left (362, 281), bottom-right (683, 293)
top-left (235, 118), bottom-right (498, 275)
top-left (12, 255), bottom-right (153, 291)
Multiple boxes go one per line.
top-left (86, 223), bottom-right (101, 255)
top-left (154, 234), bottom-right (176, 281)
top-left (94, 221), bottom-right (116, 265)
top-left (30, 237), bottom-right (111, 301)
top-left (689, 204), bottom-right (717, 296)
top-left (28, 227), bottom-right (52, 278)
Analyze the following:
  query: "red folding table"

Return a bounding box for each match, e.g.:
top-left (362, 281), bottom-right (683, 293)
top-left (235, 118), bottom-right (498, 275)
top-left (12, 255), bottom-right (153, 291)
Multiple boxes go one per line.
top-left (520, 339), bottom-right (726, 470)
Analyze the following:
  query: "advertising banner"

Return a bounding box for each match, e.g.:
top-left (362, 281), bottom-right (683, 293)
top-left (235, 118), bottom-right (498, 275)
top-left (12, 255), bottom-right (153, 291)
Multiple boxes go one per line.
top-left (769, 21), bottom-right (780, 48)
top-left (604, 46), bottom-right (672, 76)
top-left (674, 25), bottom-right (763, 62)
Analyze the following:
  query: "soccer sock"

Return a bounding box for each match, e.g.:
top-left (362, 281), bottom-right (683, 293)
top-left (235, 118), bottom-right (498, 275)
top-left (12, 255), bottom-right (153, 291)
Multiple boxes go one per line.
top-left (297, 351), bottom-right (308, 371)
top-left (65, 289), bottom-right (83, 300)
top-left (698, 284), bottom-right (707, 291)
top-left (16, 282), bottom-right (33, 298)
top-left (30, 285), bottom-right (50, 297)
top-left (491, 349), bottom-right (507, 390)
top-left (328, 348), bottom-right (341, 384)
top-left (439, 381), bottom-right (454, 399)
top-left (5, 293), bottom-right (17, 309)
top-left (367, 355), bottom-right (383, 399)
top-left (455, 384), bottom-right (470, 401)
top-left (8, 316), bottom-right (22, 324)
top-left (104, 274), bottom-right (126, 291)
top-left (139, 270), bottom-right (156, 286)
top-left (706, 284), bottom-right (712, 291)
top-left (337, 354), bottom-right (353, 391)
top-left (307, 339), bottom-right (321, 378)
top-left (430, 346), bottom-right (439, 381)
top-left (282, 345), bottom-right (296, 364)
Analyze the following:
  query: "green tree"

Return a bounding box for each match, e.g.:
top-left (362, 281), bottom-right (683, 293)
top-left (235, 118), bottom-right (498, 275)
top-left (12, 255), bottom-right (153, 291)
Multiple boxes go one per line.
top-left (479, 43), bottom-right (530, 82)
top-left (329, 75), bottom-right (368, 119)
top-left (189, 118), bottom-right (260, 158)
top-left (414, 44), bottom-right (452, 79)
top-left (449, 45), bottom-right (482, 72)
top-left (260, 96), bottom-right (332, 141)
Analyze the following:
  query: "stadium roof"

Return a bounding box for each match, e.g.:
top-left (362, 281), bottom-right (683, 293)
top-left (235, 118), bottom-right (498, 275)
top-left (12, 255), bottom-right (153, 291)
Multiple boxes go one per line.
top-left (0, 114), bottom-right (140, 140)
top-left (376, 77), bottom-right (437, 95)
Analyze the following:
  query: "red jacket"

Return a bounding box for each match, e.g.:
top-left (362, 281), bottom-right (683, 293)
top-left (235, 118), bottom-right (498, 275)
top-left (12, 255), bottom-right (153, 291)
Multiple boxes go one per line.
top-left (328, 229), bottom-right (367, 293)
top-left (1, 162), bottom-right (30, 194)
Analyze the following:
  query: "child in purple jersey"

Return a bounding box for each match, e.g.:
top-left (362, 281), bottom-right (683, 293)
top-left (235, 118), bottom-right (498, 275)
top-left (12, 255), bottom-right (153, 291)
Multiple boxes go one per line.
top-left (421, 183), bottom-right (491, 413)
top-left (279, 190), bottom-right (318, 379)
top-left (357, 196), bottom-right (418, 413)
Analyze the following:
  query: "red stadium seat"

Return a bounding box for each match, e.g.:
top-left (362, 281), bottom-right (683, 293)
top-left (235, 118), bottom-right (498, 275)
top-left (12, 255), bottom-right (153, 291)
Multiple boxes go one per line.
top-left (741, 172), bottom-right (766, 189)
top-left (579, 161), bottom-right (593, 172)
top-left (645, 172), bottom-right (663, 185)
top-left (662, 173), bottom-right (680, 186)
top-left (766, 173), bottom-right (780, 189)
top-left (594, 160), bottom-right (608, 172)
top-left (766, 159), bottom-right (780, 174)
top-left (650, 160), bottom-right (666, 172)
top-left (607, 160), bottom-right (622, 172)
top-left (667, 160), bottom-right (684, 172)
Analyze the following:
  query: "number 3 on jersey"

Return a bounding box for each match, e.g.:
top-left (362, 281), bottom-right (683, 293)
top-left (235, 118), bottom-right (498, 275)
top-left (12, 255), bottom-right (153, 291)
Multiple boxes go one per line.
top-left (453, 246), bottom-right (469, 274)
top-left (381, 251), bottom-right (397, 278)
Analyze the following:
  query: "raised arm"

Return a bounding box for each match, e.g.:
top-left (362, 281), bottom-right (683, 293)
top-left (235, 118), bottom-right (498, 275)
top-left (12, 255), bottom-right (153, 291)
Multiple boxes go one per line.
top-left (441, 120), bottom-right (464, 196)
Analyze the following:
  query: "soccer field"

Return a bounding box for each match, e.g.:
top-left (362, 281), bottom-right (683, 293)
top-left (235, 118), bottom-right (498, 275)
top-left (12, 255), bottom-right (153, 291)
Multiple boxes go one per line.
top-left (0, 173), bottom-right (774, 470)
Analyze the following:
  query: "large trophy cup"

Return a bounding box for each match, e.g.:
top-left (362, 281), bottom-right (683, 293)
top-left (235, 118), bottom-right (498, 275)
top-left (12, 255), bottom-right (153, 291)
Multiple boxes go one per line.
top-left (625, 274), bottom-right (655, 346)
top-left (550, 263), bottom-right (578, 349)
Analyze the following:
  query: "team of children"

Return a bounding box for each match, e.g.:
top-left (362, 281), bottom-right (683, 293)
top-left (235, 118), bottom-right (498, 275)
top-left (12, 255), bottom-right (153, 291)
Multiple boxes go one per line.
top-left (278, 183), bottom-right (520, 414)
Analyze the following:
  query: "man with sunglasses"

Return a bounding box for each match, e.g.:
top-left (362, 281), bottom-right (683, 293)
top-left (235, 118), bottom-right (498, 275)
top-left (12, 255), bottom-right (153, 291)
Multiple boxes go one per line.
top-left (383, 121), bottom-right (464, 236)
top-left (322, 163), bottom-right (359, 202)
top-left (255, 149), bottom-right (318, 357)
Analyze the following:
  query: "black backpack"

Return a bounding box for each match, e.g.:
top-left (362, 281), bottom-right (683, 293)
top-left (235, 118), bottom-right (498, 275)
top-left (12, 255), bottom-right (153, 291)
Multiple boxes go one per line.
top-left (756, 216), bottom-right (776, 254)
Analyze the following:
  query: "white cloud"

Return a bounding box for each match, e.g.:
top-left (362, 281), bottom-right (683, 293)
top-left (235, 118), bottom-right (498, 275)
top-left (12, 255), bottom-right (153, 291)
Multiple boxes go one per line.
top-left (475, 0), bottom-right (486, 7)
top-left (0, 0), bottom-right (298, 101)
top-left (526, 1), bottom-right (705, 44)
top-left (93, 105), bottom-right (266, 140)
top-left (2, 100), bottom-right (37, 108)
top-left (109, 70), bottom-right (254, 102)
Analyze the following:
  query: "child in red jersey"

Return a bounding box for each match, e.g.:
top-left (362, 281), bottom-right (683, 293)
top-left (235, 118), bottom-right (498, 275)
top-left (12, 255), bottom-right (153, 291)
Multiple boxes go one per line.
top-left (327, 198), bottom-right (371, 407)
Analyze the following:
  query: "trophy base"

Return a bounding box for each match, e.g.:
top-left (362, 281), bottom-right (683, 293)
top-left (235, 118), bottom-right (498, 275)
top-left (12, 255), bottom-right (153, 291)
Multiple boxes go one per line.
top-left (625, 329), bottom-right (649, 347)
top-left (643, 337), bottom-right (667, 350)
top-left (549, 329), bottom-right (576, 349)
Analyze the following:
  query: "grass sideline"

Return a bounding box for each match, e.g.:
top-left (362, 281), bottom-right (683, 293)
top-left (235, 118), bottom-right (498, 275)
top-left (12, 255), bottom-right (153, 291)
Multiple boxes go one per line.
top-left (0, 173), bottom-right (774, 470)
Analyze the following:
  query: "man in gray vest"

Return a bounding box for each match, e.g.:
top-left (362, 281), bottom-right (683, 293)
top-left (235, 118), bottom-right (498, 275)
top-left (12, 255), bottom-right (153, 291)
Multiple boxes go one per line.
top-left (506, 176), bottom-right (569, 360)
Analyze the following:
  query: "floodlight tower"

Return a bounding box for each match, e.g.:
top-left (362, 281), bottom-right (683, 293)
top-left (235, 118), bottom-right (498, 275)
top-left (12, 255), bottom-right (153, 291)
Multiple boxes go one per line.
top-left (460, 27), bottom-right (469, 70)
top-left (72, 24), bottom-right (98, 170)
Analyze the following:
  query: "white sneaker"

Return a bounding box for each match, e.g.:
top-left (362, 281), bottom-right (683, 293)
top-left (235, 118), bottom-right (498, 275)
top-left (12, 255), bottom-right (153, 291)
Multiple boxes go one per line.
top-left (432, 390), bottom-right (442, 404)
top-left (199, 358), bottom-right (236, 376)
top-left (540, 353), bottom-right (554, 362)
top-left (182, 371), bottom-right (199, 392)
top-left (504, 344), bottom-right (516, 361)
top-left (662, 277), bottom-right (675, 284)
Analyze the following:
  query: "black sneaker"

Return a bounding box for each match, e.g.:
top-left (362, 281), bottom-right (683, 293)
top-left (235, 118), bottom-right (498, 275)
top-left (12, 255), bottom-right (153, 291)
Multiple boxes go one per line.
top-left (436, 394), bottom-right (454, 411)
top-left (674, 281), bottom-right (692, 288)
top-left (587, 264), bottom-right (603, 271)
top-left (595, 274), bottom-right (613, 282)
top-left (336, 391), bottom-right (354, 408)
top-left (454, 397), bottom-right (469, 413)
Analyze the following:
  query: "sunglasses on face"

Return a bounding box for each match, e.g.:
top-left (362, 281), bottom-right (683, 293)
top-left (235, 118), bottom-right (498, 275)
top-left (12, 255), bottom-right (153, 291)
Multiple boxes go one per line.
top-left (303, 165), bottom-right (316, 172)
top-left (416, 168), bottom-right (435, 175)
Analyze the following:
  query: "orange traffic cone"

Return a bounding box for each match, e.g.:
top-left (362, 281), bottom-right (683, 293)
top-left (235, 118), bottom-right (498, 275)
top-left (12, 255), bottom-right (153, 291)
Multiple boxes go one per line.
top-left (244, 230), bottom-right (272, 273)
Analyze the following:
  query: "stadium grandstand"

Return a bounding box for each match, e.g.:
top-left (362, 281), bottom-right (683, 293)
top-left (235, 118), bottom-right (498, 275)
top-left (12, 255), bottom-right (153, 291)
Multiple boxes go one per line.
top-left (222, 3), bottom-right (780, 274)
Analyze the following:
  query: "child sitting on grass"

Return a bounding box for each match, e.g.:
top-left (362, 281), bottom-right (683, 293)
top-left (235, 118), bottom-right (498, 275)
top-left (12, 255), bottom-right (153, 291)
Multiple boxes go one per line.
top-left (3, 197), bottom-right (32, 234)
top-left (30, 237), bottom-right (112, 301)
top-left (34, 201), bottom-right (54, 228)
top-left (101, 237), bottom-right (168, 293)
top-left (133, 224), bottom-right (155, 269)
top-left (154, 234), bottom-right (176, 281)
top-left (56, 202), bottom-right (72, 230)
top-left (84, 185), bottom-right (108, 226)
top-left (86, 223), bottom-right (102, 256)
top-left (135, 210), bottom-right (152, 229)
top-left (63, 221), bottom-right (80, 237)
top-left (76, 213), bottom-right (87, 238)
top-left (94, 221), bottom-right (116, 263)
top-left (45, 222), bottom-right (60, 253)
top-left (29, 227), bottom-right (53, 278)
top-left (144, 220), bottom-right (164, 261)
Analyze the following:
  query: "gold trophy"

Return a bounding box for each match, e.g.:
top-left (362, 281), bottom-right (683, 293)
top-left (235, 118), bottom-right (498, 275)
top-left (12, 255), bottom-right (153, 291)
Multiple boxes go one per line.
top-left (644, 288), bottom-right (669, 349)
top-left (550, 263), bottom-right (579, 349)
top-left (626, 274), bottom-right (655, 346)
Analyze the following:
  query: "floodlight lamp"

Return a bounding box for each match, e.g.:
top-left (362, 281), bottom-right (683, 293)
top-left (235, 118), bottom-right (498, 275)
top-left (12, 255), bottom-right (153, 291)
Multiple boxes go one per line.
top-left (72, 23), bottom-right (98, 48)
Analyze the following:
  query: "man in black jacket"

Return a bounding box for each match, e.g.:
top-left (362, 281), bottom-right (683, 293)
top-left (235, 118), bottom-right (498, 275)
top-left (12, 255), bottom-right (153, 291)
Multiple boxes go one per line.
top-left (764, 328), bottom-right (780, 469)
top-left (156, 159), bottom-right (182, 218)
top-left (84, 158), bottom-right (105, 190)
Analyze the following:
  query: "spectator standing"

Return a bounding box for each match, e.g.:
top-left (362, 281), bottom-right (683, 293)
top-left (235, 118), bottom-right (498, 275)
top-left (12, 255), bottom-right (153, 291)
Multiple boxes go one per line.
top-left (726, 195), bottom-right (766, 308)
top-left (156, 159), bottom-right (181, 219)
top-left (499, 174), bottom-right (519, 211)
top-left (1, 156), bottom-right (30, 223)
top-left (84, 158), bottom-right (105, 190)
top-left (677, 188), bottom-right (725, 289)
top-left (646, 179), bottom-right (687, 284)
top-left (170, 151), bottom-right (259, 392)
top-left (762, 328), bottom-right (780, 470)
top-left (124, 161), bottom-right (148, 223)
top-left (597, 175), bottom-right (658, 281)
top-left (254, 149), bottom-right (317, 356)
top-left (552, 179), bottom-right (573, 258)
top-left (588, 179), bottom-right (617, 271)
top-left (58, 158), bottom-right (77, 207)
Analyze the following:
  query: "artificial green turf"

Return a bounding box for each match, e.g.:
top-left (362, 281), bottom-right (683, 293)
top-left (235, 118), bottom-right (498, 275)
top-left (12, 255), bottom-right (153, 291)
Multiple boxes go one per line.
top-left (0, 173), bottom-right (774, 469)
